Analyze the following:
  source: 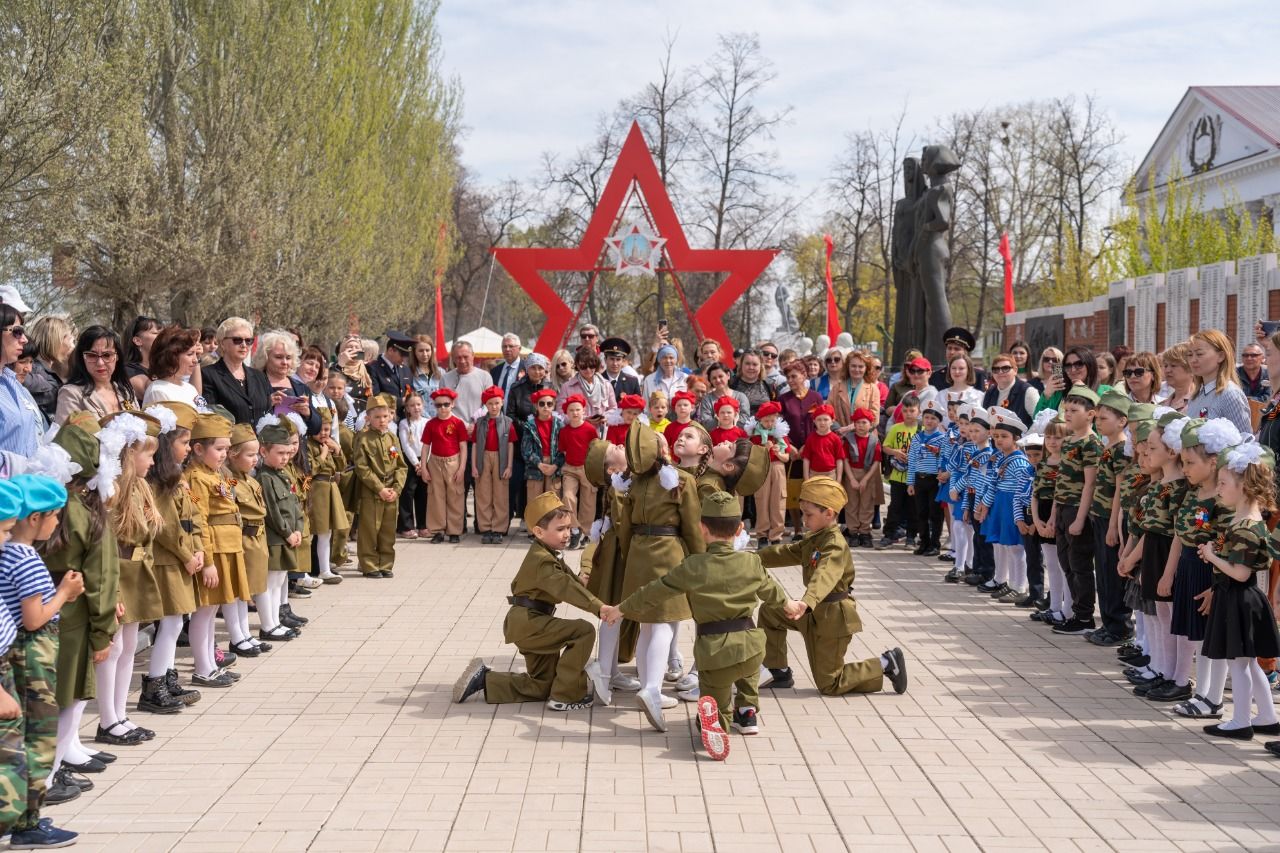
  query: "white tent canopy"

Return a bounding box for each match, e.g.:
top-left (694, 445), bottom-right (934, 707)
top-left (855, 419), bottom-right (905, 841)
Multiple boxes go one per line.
top-left (445, 326), bottom-right (531, 360)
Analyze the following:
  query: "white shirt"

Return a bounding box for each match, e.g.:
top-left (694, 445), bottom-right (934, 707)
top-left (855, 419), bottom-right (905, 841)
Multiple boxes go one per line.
top-left (442, 368), bottom-right (494, 424)
top-left (397, 415), bottom-right (427, 467)
top-left (143, 379), bottom-right (206, 411)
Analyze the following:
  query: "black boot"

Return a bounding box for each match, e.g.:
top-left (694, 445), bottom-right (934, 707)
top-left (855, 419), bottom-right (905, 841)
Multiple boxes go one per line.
top-left (138, 674), bottom-right (184, 714)
top-left (280, 603), bottom-right (308, 626)
top-left (165, 668), bottom-right (201, 706)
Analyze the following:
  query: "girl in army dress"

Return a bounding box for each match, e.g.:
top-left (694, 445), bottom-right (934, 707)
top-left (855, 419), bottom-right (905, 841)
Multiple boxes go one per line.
top-left (1197, 441), bottom-right (1280, 740)
top-left (308, 406), bottom-right (347, 583)
top-left (228, 423), bottom-right (272, 656)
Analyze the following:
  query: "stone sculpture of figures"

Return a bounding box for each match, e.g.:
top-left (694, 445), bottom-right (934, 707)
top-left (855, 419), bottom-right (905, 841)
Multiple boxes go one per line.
top-left (774, 281), bottom-right (799, 333)
top-left (914, 145), bottom-right (959, 366)
top-left (891, 156), bottom-right (926, 367)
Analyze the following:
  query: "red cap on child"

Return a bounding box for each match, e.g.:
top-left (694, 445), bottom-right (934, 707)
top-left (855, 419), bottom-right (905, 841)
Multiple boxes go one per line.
top-left (618, 394), bottom-right (646, 410)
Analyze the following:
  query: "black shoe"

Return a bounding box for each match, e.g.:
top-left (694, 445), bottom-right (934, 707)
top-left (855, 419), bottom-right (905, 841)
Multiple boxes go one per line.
top-left (230, 639), bottom-right (261, 657)
top-left (1116, 642), bottom-right (1142, 658)
top-left (884, 648), bottom-right (908, 694)
top-left (1120, 653), bottom-right (1151, 668)
top-left (61, 769), bottom-right (94, 792)
top-left (859, 534), bottom-right (873, 548)
top-left (987, 583), bottom-right (1011, 598)
top-left (963, 573), bottom-right (983, 586)
top-left (260, 626), bottom-right (295, 642)
top-left (1013, 594), bottom-right (1036, 608)
top-left (1088, 630), bottom-right (1131, 647)
top-left (1253, 722), bottom-right (1280, 736)
top-left (125, 720), bottom-right (156, 739)
top-left (90, 750), bottom-right (116, 763)
top-left (380, 570), bottom-right (394, 578)
top-left (62, 755), bottom-right (108, 773)
top-left (448, 535), bottom-right (461, 544)
top-left (43, 771), bottom-right (81, 805)
top-left (137, 674), bottom-right (184, 715)
top-left (944, 569), bottom-right (961, 583)
top-left (254, 640), bottom-right (273, 653)
top-left (757, 538), bottom-right (768, 550)
top-left (1052, 618), bottom-right (1095, 635)
top-left (937, 551), bottom-right (953, 562)
top-left (280, 603), bottom-right (308, 625)
top-left (453, 658), bottom-right (489, 703)
top-left (912, 544), bottom-right (928, 556)
top-left (430, 533), bottom-right (445, 543)
top-left (977, 579), bottom-right (1001, 593)
top-left (1146, 680), bottom-right (1193, 702)
top-left (920, 547), bottom-right (940, 558)
top-left (874, 537), bottom-right (901, 550)
top-left (165, 669), bottom-right (201, 705)
top-left (1266, 740), bottom-right (1280, 758)
top-left (1203, 723), bottom-right (1254, 740)
top-left (763, 667), bottom-right (794, 689)
top-left (1133, 676), bottom-right (1167, 696)
top-left (93, 724), bottom-right (142, 747)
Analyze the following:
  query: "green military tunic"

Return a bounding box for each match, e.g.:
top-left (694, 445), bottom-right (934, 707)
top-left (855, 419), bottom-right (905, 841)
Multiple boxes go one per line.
top-left (352, 428), bottom-right (408, 575)
top-left (582, 440), bottom-right (639, 664)
top-left (757, 523), bottom-right (882, 695)
top-left (259, 466), bottom-right (303, 572)
top-left (187, 461), bottom-right (252, 607)
top-left (44, 490), bottom-right (120, 707)
top-left (115, 488), bottom-right (163, 625)
top-left (334, 422), bottom-right (357, 563)
top-left (308, 412), bottom-right (348, 536)
top-left (235, 473), bottom-right (269, 595)
top-left (618, 541), bottom-right (788, 728)
top-left (285, 462), bottom-right (313, 575)
top-left (1054, 433), bottom-right (1103, 507)
top-left (151, 482), bottom-right (202, 616)
top-left (616, 469), bottom-right (706, 623)
top-left (1088, 440), bottom-right (1129, 521)
top-left (485, 542), bottom-right (604, 704)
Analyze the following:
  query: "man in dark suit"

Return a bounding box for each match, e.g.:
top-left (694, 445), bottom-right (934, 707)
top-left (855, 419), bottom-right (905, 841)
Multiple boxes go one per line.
top-left (601, 336), bottom-right (641, 399)
top-left (368, 330), bottom-right (413, 415)
top-left (929, 326), bottom-right (990, 391)
top-left (490, 333), bottom-right (524, 396)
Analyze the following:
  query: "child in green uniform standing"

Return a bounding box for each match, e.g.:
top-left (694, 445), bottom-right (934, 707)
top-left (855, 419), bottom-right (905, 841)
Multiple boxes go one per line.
top-left (1049, 385), bottom-right (1103, 635)
top-left (757, 476), bottom-right (908, 697)
top-left (257, 417), bottom-right (305, 643)
top-left (353, 394), bottom-right (407, 577)
top-left (454, 492), bottom-right (610, 711)
top-left (1087, 390), bottom-right (1134, 647)
top-left (602, 491), bottom-right (803, 760)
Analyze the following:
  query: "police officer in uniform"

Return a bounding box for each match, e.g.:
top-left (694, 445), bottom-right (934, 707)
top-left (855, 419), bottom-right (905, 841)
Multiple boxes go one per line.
top-left (928, 327), bottom-right (989, 392)
top-left (367, 331), bottom-right (413, 416)
top-left (600, 337), bottom-right (641, 400)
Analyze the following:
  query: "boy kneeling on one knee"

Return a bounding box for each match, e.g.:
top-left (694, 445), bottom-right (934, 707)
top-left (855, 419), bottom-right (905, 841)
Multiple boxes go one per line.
top-left (454, 492), bottom-right (611, 711)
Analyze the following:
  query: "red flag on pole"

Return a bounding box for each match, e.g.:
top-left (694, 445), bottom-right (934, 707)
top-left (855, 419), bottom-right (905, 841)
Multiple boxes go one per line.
top-left (999, 232), bottom-right (1015, 314)
top-left (823, 234), bottom-right (841, 342)
top-left (433, 221), bottom-right (448, 368)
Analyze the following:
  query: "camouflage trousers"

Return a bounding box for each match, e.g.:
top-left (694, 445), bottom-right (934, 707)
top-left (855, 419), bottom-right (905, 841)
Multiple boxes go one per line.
top-left (3, 626), bottom-right (58, 831)
top-left (0, 658), bottom-right (26, 833)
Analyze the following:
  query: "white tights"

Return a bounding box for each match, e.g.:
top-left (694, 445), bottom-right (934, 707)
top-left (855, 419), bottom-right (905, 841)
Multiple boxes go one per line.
top-left (951, 522), bottom-right (972, 572)
top-left (595, 620), bottom-right (620, 679)
top-left (147, 614), bottom-right (185, 678)
top-left (315, 532), bottom-right (334, 576)
top-left (1222, 656), bottom-right (1280, 730)
top-left (95, 622), bottom-right (139, 730)
top-left (994, 545), bottom-right (1027, 591)
top-left (993, 545), bottom-right (1008, 585)
top-left (222, 600), bottom-right (249, 645)
top-left (256, 572), bottom-right (289, 634)
top-left (190, 604), bottom-right (219, 678)
top-left (1150, 603), bottom-right (1177, 679)
top-left (636, 622), bottom-right (676, 697)
top-left (1196, 645), bottom-right (1228, 704)
top-left (1044, 545), bottom-right (1070, 615)
top-left (53, 700), bottom-right (91, 775)
top-left (1134, 612), bottom-right (1147, 652)
top-left (1172, 635), bottom-right (1198, 686)
top-left (667, 622), bottom-right (683, 671)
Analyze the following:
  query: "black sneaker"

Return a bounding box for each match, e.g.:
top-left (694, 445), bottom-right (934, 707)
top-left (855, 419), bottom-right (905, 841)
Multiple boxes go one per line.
top-left (762, 667), bottom-right (794, 689)
top-left (874, 537), bottom-right (901, 551)
top-left (987, 583), bottom-right (1011, 598)
top-left (1088, 630), bottom-right (1132, 647)
top-left (448, 535), bottom-right (461, 544)
top-left (859, 534), bottom-right (873, 548)
top-left (430, 533), bottom-right (445, 543)
top-left (43, 771), bottom-right (81, 805)
top-left (1052, 618), bottom-right (1096, 635)
top-left (731, 708), bottom-right (759, 735)
top-left (912, 544), bottom-right (928, 556)
top-left (883, 647), bottom-right (908, 694)
top-left (920, 547), bottom-right (940, 557)
top-left (963, 573), bottom-right (984, 586)
top-left (977, 580), bottom-right (1001, 593)
top-left (454, 658), bottom-right (489, 703)
top-left (944, 569), bottom-right (962, 583)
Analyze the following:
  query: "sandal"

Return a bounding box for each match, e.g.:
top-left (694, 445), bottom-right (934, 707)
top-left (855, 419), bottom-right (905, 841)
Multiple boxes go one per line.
top-left (1173, 694), bottom-right (1223, 719)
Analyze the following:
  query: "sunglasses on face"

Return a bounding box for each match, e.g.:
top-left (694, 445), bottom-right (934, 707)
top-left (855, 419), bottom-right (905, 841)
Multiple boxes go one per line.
top-left (991, 364), bottom-right (1014, 373)
top-left (537, 401), bottom-right (556, 408)
top-left (84, 351), bottom-right (118, 363)
top-left (869, 364), bottom-right (881, 371)
top-left (761, 351), bottom-right (778, 359)
top-left (1122, 367), bottom-right (1148, 378)
top-left (581, 333), bottom-right (597, 339)
top-left (1244, 351), bottom-right (1263, 357)
top-left (436, 401), bottom-right (453, 407)
top-left (3, 325), bottom-right (26, 339)
top-left (1041, 357), bottom-right (1059, 364)
top-left (907, 367), bottom-right (926, 374)
top-left (825, 357), bottom-right (841, 364)
top-left (226, 336), bottom-right (253, 347)
top-left (1064, 360), bottom-right (1086, 370)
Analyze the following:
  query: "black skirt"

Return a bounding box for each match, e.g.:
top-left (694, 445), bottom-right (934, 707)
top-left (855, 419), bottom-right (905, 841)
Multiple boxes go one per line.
top-left (1140, 531), bottom-right (1173, 603)
top-left (1201, 576), bottom-right (1280, 660)
top-left (1170, 546), bottom-right (1213, 641)
top-left (1035, 497), bottom-right (1055, 544)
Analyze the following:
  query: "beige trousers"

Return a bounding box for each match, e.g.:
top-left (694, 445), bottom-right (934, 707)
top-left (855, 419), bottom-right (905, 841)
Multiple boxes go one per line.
top-left (474, 451), bottom-right (510, 534)
top-left (426, 453), bottom-right (464, 535)
top-left (559, 464), bottom-right (597, 532)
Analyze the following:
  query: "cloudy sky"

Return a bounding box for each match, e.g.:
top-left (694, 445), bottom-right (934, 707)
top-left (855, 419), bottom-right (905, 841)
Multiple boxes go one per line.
top-left (439, 0), bottom-right (1278, 225)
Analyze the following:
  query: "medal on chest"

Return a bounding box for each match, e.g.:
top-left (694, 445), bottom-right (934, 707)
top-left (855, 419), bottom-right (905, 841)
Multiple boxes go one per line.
top-left (808, 551), bottom-right (821, 571)
top-left (1193, 506), bottom-right (1211, 529)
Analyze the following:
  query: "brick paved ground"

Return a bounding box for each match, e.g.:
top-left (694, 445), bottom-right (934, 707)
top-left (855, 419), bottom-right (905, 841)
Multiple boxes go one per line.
top-left (52, 538), bottom-right (1280, 852)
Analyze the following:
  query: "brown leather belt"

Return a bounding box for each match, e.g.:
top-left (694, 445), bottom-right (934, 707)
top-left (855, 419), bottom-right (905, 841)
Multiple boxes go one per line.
top-left (821, 588), bottom-right (851, 603)
top-left (633, 525), bottom-right (679, 537)
top-left (696, 617), bottom-right (754, 637)
top-left (207, 512), bottom-right (241, 526)
top-left (311, 474), bottom-right (333, 483)
top-left (242, 524), bottom-right (260, 537)
top-left (508, 595), bottom-right (555, 616)
top-left (117, 543), bottom-right (143, 561)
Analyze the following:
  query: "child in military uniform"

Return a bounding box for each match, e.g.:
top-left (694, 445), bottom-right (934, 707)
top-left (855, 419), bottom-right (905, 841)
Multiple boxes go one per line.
top-left (1087, 390), bottom-right (1134, 646)
top-left (602, 491), bottom-right (802, 760)
top-left (757, 476), bottom-right (908, 697)
top-left (258, 416), bottom-right (304, 642)
top-left (454, 492), bottom-right (610, 711)
top-left (1048, 385), bottom-right (1102, 634)
top-left (353, 393), bottom-right (407, 575)
top-left (227, 423), bottom-right (272, 659)
top-left (0, 476), bottom-right (83, 840)
top-left (308, 405), bottom-right (348, 582)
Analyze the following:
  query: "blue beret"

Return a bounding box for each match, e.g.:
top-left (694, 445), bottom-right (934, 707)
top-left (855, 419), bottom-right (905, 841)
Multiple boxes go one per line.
top-left (12, 475), bottom-right (67, 517)
top-left (0, 480), bottom-right (21, 522)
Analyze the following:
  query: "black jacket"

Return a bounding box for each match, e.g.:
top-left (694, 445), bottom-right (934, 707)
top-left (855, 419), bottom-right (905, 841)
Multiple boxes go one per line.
top-left (368, 354), bottom-right (410, 414)
top-left (201, 359), bottom-right (274, 425)
top-left (604, 370), bottom-right (641, 400)
top-left (490, 359), bottom-right (524, 396)
top-left (506, 376), bottom-right (551, 427)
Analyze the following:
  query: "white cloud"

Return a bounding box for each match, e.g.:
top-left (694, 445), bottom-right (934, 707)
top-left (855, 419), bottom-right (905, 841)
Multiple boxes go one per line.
top-left (439, 0), bottom-right (1279, 226)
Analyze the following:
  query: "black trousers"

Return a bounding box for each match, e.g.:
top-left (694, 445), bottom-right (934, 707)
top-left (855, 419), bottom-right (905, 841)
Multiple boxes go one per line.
top-left (912, 474), bottom-right (942, 549)
top-left (970, 512), bottom-right (995, 579)
top-left (1090, 510), bottom-right (1130, 636)
top-left (398, 466), bottom-right (427, 531)
top-left (884, 481), bottom-right (916, 540)
top-left (510, 454), bottom-right (527, 522)
top-left (1023, 529), bottom-right (1045, 599)
top-left (1054, 504), bottom-right (1096, 622)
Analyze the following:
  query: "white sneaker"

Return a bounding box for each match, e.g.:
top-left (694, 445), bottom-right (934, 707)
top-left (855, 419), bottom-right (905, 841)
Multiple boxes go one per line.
top-left (637, 689), bottom-right (667, 732)
top-left (675, 672), bottom-right (698, 692)
top-left (677, 686), bottom-right (700, 702)
top-left (296, 576), bottom-right (323, 590)
top-left (585, 661), bottom-right (612, 706)
top-left (610, 673), bottom-right (641, 692)
top-left (660, 693), bottom-right (678, 709)
top-left (757, 664), bottom-right (775, 689)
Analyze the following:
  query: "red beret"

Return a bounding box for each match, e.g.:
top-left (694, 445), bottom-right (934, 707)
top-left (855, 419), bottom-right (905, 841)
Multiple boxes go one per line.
top-left (755, 400), bottom-right (782, 418)
top-left (810, 403), bottom-right (836, 419)
top-left (852, 408), bottom-right (875, 423)
top-left (563, 394), bottom-right (588, 410)
top-left (530, 388), bottom-right (557, 403)
top-left (714, 396), bottom-right (740, 412)
top-left (481, 385), bottom-right (504, 403)
top-left (671, 391), bottom-right (697, 407)
top-left (431, 387), bottom-right (458, 401)
top-left (618, 394), bottom-right (646, 410)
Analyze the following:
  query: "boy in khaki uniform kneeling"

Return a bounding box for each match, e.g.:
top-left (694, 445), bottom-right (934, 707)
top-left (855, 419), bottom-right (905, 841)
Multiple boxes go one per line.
top-left (602, 491), bottom-right (803, 761)
top-left (757, 476), bottom-right (909, 696)
top-left (454, 493), bottom-right (611, 711)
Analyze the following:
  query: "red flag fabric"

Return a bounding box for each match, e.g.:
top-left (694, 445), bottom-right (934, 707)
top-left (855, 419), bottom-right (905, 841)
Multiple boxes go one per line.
top-left (823, 234), bottom-right (841, 342)
top-left (434, 221), bottom-right (448, 368)
top-left (999, 232), bottom-right (1015, 314)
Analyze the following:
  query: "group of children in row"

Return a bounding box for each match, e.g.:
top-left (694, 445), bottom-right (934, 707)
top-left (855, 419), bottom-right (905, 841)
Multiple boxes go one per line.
top-left (452, 418), bottom-right (909, 762)
top-left (0, 388), bottom-right (420, 848)
top-left (896, 381), bottom-right (1280, 756)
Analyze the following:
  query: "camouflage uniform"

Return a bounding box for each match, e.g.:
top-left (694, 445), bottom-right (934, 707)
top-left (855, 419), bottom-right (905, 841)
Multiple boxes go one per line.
top-left (6, 627), bottom-right (56, 830)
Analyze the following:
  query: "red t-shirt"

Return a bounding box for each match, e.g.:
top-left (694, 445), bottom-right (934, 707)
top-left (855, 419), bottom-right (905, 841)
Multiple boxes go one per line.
top-left (475, 418), bottom-right (519, 452)
top-left (801, 430), bottom-right (846, 472)
top-left (533, 416), bottom-right (555, 458)
top-left (752, 433), bottom-right (795, 464)
top-left (422, 416), bottom-right (467, 458)
top-left (849, 434), bottom-right (881, 468)
top-left (664, 418), bottom-right (694, 448)
top-left (558, 422), bottom-right (598, 467)
top-left (711, 426), bottom-right (747, 445)
top-left (606, 423), bottom-right (630, 445)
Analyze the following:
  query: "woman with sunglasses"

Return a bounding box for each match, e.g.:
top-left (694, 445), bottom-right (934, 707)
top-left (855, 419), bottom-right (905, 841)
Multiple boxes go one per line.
top-left (982, 352), bottom-right (1039, 422)
top-left (1121, 352), bottom-right (1164, 405)
top-left (55, 326), bottom-right (140, 424)
top-left (816, 349), bottom-right (844, 400)
top-left (200, 316), bottom-right (275, 425)
top-left (0, 302), bottom-right (42, 456)
top-left (1033, 346), bottom-right (1106, 414)
top-left (549, 348), bottom-right (576, 393)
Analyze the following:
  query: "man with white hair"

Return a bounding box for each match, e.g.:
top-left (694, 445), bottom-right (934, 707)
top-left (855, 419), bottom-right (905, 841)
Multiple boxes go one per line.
top-left (490, 333), bottom-right (524, 396)
top-left (443, 341), bottom-right (495, 535)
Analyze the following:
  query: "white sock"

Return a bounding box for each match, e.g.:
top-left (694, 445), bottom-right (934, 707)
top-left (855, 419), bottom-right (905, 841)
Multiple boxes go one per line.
top-left (994, 546), bottom-right (1008, 585)
top-left (1010, 547), bottom-right (1028, 592)
top-left (879, 653), bottom-right (890, 669)
top-left (1134, 611), bottom-right (1147, 652)
top-left (94, 634), bottom-right (123, 728)
top-left (148, 614), bottom-right (184, 678)
top-left (315, 532), bottom-right (333, 575)
top-left (190, 605), bottom-right (218, 677)
top-left (1153, 602), bottom-right (1175, 678)
top-left (1222, 657), bottom-right (1254, 730)
top-left (596, 620), bottom-right (621, 679)
top-left (114, 622), bottom-right (139, 727)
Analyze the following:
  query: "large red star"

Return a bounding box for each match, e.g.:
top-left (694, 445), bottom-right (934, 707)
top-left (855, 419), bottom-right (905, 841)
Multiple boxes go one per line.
top-left (492, 121), bottom-right (777, 367)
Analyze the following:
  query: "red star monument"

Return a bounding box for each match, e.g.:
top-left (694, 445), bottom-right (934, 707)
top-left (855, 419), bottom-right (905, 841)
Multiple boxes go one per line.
top-left (492, 121), bottom-right (778, 366)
